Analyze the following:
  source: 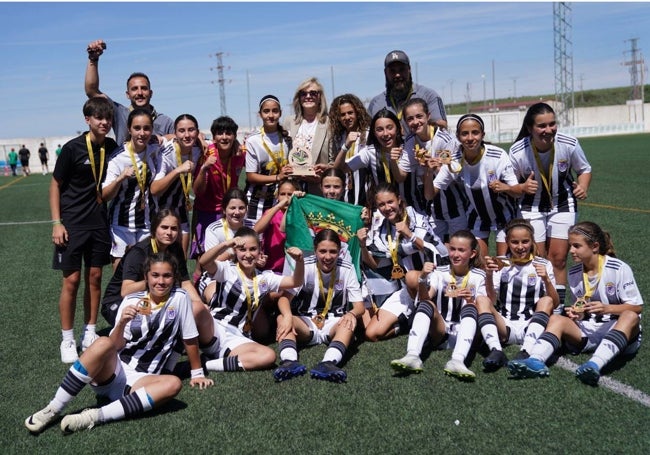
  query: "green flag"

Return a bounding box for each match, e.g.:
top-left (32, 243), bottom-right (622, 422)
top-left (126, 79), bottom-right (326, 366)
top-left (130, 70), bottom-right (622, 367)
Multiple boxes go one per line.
top-left (285, 194), bottom-right (364, 280)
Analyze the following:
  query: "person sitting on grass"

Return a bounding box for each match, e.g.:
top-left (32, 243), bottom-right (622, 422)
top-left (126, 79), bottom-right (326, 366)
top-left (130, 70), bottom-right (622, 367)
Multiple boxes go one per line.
top-left (476, 218), bottom-right (558, 372)
top-left (274, 229), bottom-right (364, 383)
top-left (199, 227), bottom-right (304, 372)
top-left (390, 230), bottom-right (486, 380)
top-left (507, 221), bottom-right (643, 385)
top-left (25, 253), bottom-right (213, 435)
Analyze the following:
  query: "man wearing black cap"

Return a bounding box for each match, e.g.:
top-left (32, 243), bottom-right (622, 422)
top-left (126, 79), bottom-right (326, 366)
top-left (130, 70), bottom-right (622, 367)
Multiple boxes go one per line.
top-left (368, 50), bottom-right (447, 129)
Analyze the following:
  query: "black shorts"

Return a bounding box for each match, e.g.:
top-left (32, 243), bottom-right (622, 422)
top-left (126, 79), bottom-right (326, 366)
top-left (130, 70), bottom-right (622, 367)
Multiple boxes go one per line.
top-left (20, 159), bottom-right (28, 167)
top-left (40, 157), bottom-right (48, 165)
top-left (52, 228), bottom-right (111, 271)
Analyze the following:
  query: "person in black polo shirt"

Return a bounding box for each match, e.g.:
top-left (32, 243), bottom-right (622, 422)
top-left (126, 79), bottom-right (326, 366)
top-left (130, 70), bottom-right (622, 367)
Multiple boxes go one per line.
top-left (50, 97), bottom-right (118, 363)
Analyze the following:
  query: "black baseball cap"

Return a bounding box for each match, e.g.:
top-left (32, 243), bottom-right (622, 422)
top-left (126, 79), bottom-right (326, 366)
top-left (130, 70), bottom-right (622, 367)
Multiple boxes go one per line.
top-left (384, 50), bottom-right (410, 67)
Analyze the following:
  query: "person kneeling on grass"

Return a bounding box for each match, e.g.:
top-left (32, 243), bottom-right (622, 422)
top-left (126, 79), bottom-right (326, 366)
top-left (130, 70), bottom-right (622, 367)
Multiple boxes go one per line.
top-left (274, 229), bottom-right (364, 383)
top-left (390, 230), bottom-right (487, 380)
top-left (507, 221), bottom-right (643, 385)
top-left (25, 253), bottom-right (213, 434)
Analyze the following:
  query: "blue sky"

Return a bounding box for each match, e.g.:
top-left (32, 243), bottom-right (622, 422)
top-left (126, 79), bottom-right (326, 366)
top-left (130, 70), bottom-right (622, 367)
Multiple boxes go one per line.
top-left (1, 2), bottom-right (649, 138)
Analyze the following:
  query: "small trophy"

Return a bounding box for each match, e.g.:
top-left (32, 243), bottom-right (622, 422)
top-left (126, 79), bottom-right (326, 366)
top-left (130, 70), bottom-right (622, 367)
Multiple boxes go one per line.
top-left (288, 146), bottom-right (316, 176)
top-left (445, 282), bottom-right (459, 298)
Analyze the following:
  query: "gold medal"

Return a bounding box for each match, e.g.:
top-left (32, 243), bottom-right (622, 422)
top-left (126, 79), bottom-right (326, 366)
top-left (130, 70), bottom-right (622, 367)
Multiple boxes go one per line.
top-left (136, 297), bottom-right (151, 315)
top-left (572, 297), bottom-right (588, 313)
top-left (243, 320), bottom-right (251, 336)
top-left (493, 256), bottom-right (511, 270)
top-left (140, 197), bottom-right (146, 211)
top-left (312, 315), bottom-right (325, 330)
top-left (96, 192), bottom-right (103, 205)
top-left (445, 282), bottom-right (459, 298)
top-left (437, 150), bottom-right (452, 165)
top-left (186, 199), bottom-right (193, 213)
top-left (391, 264), bottom-right (405, 280)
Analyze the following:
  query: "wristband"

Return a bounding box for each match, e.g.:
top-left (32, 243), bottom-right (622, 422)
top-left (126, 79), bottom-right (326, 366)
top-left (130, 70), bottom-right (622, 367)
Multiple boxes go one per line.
top-left (52, 219), bottom-right (62, 225)
top-left (190, 368), bottom-right (205, 379)
top-left (341, 143), bottom-right (349, 153)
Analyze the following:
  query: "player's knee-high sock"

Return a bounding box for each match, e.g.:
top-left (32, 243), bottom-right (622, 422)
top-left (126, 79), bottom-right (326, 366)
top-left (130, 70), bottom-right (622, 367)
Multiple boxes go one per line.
top-left (478, 313), bottom-right (502, 351)
top-left (529, 332), bottom-right (561, 362)
top-left (279, 339), bottom-right (298, 362)
top-left (99, 388), bottom-right (154, 423)
top-left (521, 312), bottom-right (550, 353)
top-left (49, 360), bottom-right (93, 413)
top-left (205, 355), bottom-right (243, 372)
top-left (406, 302), bottom-right (434, 356)
top-left (451, 305), bottom-right (478, 362)
top-left (323, 340), bottom-right (347, 365)
top-left (589, 329), bottom-right (628, 370)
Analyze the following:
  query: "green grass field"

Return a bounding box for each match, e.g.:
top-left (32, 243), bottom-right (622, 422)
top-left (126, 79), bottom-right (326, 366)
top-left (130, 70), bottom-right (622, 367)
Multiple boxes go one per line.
top-left (1, 134), bottom-right (649, 454)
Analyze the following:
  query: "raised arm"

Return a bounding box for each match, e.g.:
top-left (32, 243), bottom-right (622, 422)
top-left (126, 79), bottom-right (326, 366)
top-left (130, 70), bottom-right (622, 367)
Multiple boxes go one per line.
top-left (85, 39), bottom-right (108, 99)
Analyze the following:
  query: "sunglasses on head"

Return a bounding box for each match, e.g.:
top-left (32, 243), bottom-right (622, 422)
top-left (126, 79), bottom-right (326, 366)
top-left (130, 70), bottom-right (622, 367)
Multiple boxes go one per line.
top-left (299, 90), bottom-right (320, 98)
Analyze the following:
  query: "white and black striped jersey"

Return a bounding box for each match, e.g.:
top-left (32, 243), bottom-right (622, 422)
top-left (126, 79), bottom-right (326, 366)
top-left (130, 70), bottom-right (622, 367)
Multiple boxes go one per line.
top-left (288, 256), bottom-right (362, 317)
top-left (346, 143), bottom-right (396, 189)
top-left (153, 140), bottom-right (202, 225)
top-left (399, 129), bottom-right (467, 221)
top-left (331, 130), bottom-right (370, 206)
top-left (104, 143), bottom-right (163, 230)
top-left (244, 129), bottom-right (291, 222)
top-left (509, 133), bottom-right (591, 213)
top-left (434, 144), bottom-right (519, 232)
top-left (208, 261), bottom-right (284, 331)
top-left (568, 255), bottom-right (643, 323)
top-left (490, 257), bottom-right (555, 321)
top-left (366, 206), bottom-right (447, 278)
top-left (114, 287), bottom-right (197, 374)
top-left (427, 265), bottom-right (487, 323)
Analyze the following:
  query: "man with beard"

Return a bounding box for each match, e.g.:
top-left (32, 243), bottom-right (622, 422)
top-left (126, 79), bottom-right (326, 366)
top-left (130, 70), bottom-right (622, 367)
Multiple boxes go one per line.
top-left (84, 39), bottom-right (174, 145)
top-left (368, 50), bottom-right (447, 130)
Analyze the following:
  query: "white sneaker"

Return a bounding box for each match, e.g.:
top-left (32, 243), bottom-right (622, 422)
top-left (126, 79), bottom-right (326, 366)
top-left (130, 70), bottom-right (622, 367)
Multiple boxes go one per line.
top-left (60, 339), bottom-right (79, 363)
top-left (25, 406), bottom-right (58, 433)
top-left (444, 359), bottom-right (476, 380)
top-left (61, 408), bottom-right (101, 434)
top-left (81, 333), bottom-right (100, 352)
top-left (390, 354), bottom-right (424, 373)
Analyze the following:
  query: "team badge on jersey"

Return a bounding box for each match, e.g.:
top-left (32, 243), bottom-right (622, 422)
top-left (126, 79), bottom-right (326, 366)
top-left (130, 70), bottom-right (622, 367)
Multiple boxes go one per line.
top-left (528, 274), bottom-right (537, 286)
top-left (606, 282), bottom-right (616, 296)
top-left (259, 279), bottom-right (269, 293)
top-left (334, 279), bottom-right (344, 291)
top-left (167, 306), bottom-right (176, 320)
top-left (557, 159), bottom-right (568, 173)
top-left (487, 170), bottom-right (497, 183)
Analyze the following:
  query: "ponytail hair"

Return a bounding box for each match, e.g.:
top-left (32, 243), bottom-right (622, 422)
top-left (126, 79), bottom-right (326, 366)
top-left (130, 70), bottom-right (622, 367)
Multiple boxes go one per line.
top-left (568, 221), bottom-right (616, 257)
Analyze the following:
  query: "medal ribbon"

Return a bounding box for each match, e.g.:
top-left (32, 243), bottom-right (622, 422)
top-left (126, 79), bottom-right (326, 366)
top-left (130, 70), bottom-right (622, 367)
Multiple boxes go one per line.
top-left (85, 133), bottom-right (105, 202)
top-left (385, 212), bottom-right (408, 269)
top-left (173, 141), bottom-right (193, 204)
top-left (389, 87), bottom-right (413, 121)
top-left (150, 238), bottom-right (158, 254)
top-left (261, 128), bottom-right (286, 175)
top-left (316, 264), bottom-right (338, 321)
top-left (449, 270), bottom-right (471, 291)
top-left (236, 265), bottom-right (260, 324)
top-left (126, 142), bottom-right (148, 204)
top-left (582, 254), bottom-right (605, 300)
top-left (462, 145), bottom-right (485, 167)
top-left (510, 253), bottom-right (534, 265)
top-left (379, 149), bottom-right (392, 184)
top-left (532, 143), bottom-right (555, 207)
